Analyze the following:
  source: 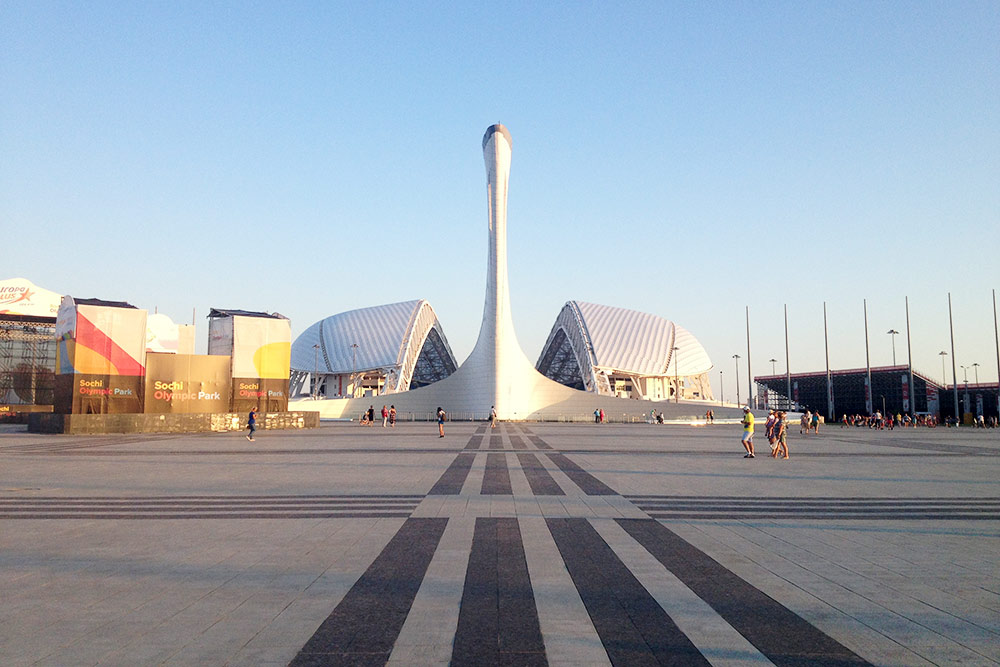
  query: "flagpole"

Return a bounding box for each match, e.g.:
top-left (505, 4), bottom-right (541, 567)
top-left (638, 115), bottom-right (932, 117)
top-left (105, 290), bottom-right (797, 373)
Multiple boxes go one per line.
top-left (905, 296), bottom-right (915, 415)
top-left (746, 306), bottom-right (753, 409)
top-left (949, 292), bottom-right (960, 421)
top-left (824, 301), bottom-right (833, 419)
top-left (784, 304), bottom-right (791, 411)
top-left (864, 299), bottom-right (872, 414)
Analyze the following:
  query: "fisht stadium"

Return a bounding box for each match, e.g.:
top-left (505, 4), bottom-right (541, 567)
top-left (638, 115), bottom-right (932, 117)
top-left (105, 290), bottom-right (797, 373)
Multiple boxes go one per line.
top-left (535, 301), bottom-right (714, 401)
top-left (289, 300), bottom-right (458, 399)
top-left (291, 299), bottom-right (714, 403)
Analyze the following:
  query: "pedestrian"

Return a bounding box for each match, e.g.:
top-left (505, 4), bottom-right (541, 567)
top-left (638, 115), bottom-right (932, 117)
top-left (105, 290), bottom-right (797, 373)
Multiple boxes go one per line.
top-left (389, 405), bottom-right (396, 427)
top-left (708, 410), bottom-right (714, 424)
top-left (810, 411), bottom-right (820, 434)
top-left (599, 408), bottom-right (605, 424)
top-left (381, 405), bottom-right (389, 427)
top-left (765, 409), bottom-right (777, 454)
top-left (367, 405), bottom-right (375, 426)
top-left (246, 406), bottom-right (258, 441)
top-left (594, 408), bottom-right (600, 424)
top-left (740, 406), bottom-right (755, 458)
top-left (774, 411), bottom-right (789, 459)
top-left (489, 405), bottom-right (497, 429)
top-left (800, 411), bottom-right (811, 434)
top-left (436, 407), bottom-right (446, 437)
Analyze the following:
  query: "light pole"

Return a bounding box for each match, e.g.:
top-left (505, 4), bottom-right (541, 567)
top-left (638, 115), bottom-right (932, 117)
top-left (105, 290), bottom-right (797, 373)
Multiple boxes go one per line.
top-left (732, 354), bottom-right (741, 406)
top-left (939, 351), bottom-right (948, 386)
top-left (887, 329), bottom-right (899, 366)
top-left (972, 362), bottom-right (980, 386)
top-left (719, 370), bottom-right (724, 406)
top-left (671, 346), bottom-right (680, 403)
top-left (769, 358), bottom-right (777, 375)
top-left (350, 343), bottom-right (359, 398)
top-left (960, 365), bottom-right (971, 420)
top-left (312, 344), bottom-right (320, 399)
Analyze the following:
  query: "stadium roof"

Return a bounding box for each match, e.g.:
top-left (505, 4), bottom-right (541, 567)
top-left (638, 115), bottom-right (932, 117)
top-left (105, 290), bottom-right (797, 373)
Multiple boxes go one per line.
top-left (208, 308), bottom-right (286, 319)
top-left (290, 300), bottom-right (457, 393)
top-left (536, 301), bottom-right (713, 390)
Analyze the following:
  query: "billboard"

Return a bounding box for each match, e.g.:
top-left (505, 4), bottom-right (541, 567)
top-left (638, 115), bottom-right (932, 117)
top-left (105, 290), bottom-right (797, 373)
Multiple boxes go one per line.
top-left (0, 278), bottom-right (62, 318)
top-left (144, 353), bottom-right (231, 414)
top-left (54, 298), bottom-right (147, 414)
top-left (209, 312), bottom-right (291, 411)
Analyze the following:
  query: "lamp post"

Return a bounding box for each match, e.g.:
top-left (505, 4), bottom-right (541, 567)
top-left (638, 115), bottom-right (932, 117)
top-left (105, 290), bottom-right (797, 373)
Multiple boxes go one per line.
top-left (972, 362), bottom-right (980, 386)
top-left (732, 354), bottom-right (741, 406)
top-left (769, 358), bottom-right (777, 375)
top-left (887, 329), bottom-right (899, 366)
top-left (671, 346), bottom-right (680, 403)
top-left (312, 344), bottom-right (320, 399)
top-left (939, 351), bottom-right (948, 386)
top-left (350, 342), bottom-right (359, 398)
top-left (961, 365), bottom-right (970, 417)
top-left (719, 370), bottom-right (724, 406)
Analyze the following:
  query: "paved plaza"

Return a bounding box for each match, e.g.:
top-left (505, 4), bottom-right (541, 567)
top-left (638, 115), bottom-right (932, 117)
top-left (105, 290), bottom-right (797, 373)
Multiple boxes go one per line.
top-left (1, 420), bottom-right (998, 666)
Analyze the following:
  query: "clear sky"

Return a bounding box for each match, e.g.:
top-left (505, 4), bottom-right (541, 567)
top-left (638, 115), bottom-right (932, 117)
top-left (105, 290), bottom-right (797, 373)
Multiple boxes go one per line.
top-left (3, 2), bottom-right (998, 401)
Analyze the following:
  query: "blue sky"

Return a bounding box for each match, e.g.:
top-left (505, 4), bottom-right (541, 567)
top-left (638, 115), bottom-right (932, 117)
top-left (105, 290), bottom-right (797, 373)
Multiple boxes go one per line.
top-left (3, 1), bottom-right (998, 401)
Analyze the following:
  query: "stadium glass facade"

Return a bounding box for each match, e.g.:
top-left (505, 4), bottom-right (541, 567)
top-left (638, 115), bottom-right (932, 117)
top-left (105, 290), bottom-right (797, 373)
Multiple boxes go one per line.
top-left (755, 366), bottom-right (941, 419)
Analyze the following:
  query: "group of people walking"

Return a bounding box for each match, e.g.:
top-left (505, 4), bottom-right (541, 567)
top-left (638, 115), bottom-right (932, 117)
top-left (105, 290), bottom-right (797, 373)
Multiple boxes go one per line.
top-left (359, 404), bottom-right (397, 426)
top-left (740, 407), bottom-right (790, 459)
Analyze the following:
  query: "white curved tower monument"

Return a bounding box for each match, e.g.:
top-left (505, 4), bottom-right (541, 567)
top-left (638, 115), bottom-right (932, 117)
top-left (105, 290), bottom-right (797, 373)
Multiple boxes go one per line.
top-left (441, 125), bottom-right (577, 419)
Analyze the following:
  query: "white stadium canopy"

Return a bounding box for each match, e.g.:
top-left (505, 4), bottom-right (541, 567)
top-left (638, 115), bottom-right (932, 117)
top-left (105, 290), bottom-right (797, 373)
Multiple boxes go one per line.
top-left (536, 301), bottom-right (714, 400)
top-left (290, 300), bottom-right (457, 396)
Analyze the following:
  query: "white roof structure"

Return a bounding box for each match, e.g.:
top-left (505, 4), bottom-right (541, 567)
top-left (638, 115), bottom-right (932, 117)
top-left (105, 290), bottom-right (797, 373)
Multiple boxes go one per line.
top-left (290, 300), bottom-right (457, 393)
top-left (536, 301), bottom-right (713, 395)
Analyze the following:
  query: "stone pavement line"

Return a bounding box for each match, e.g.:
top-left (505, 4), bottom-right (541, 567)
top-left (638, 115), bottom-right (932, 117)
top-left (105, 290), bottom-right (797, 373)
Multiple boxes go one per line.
top-left (523, 431), bottom-right (618, 496)
top-left (387, 516), bottom-right (475, 665)
top-left (715, 520), bottom-right (1000, 665)
top-left (627, 495), bottom-right (1000, 520)
top-left (427, 453), bottom-right (476, 495)
top-left (546, 517), bottom-right (710, 665)
top-left (544, 452), bottom-right (617, 496)
top-left (0, 495), bottom-right (421, 520)
top-left (519, 516), bottom-right (610, 666)
top-left (452, 517), bottom-right (546, 666)
top-left (481, 452), bottom-right (513, 495)
top-left (618, 518), bottom-right (871, 666)
top-left (749, 522), bottom-right (1000, 663)
top-left (289, 517), bottom-right (447, 666)
top-left (516, 452), bottom-right (565, 496)
top-left (589, 518), bottom-right (772, 667)
top-left (663, 521), bottom-right (938, 667)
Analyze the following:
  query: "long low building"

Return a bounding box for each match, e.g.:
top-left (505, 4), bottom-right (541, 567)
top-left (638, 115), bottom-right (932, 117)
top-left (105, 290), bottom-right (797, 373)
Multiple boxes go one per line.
top-left (755, 365), bottom-right (945, 418)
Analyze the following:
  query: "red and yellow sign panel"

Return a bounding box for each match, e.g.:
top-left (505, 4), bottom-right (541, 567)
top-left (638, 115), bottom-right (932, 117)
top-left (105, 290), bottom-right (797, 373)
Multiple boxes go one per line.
top-left (54, 299), bottom-right (147, 414)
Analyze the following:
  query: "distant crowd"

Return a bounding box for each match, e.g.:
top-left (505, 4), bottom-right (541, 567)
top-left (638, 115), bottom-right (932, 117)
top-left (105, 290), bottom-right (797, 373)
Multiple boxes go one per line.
top-left (838, 411), bottom-right (998, 429)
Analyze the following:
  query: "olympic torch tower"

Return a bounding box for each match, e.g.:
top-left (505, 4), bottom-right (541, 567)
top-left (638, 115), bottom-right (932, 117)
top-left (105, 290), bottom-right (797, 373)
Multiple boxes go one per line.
top-left (452, 124), bottom-right (574, 419)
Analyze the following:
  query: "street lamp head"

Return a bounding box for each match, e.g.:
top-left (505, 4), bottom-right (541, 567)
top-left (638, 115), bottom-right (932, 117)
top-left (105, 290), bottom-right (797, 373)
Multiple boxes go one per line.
top-left (887, 329), bottom-right (899, 335)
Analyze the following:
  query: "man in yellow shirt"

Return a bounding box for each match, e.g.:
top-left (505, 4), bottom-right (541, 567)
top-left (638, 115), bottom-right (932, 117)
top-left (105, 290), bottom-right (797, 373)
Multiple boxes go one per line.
top-left (741, 406), bottom-right (755, 458)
